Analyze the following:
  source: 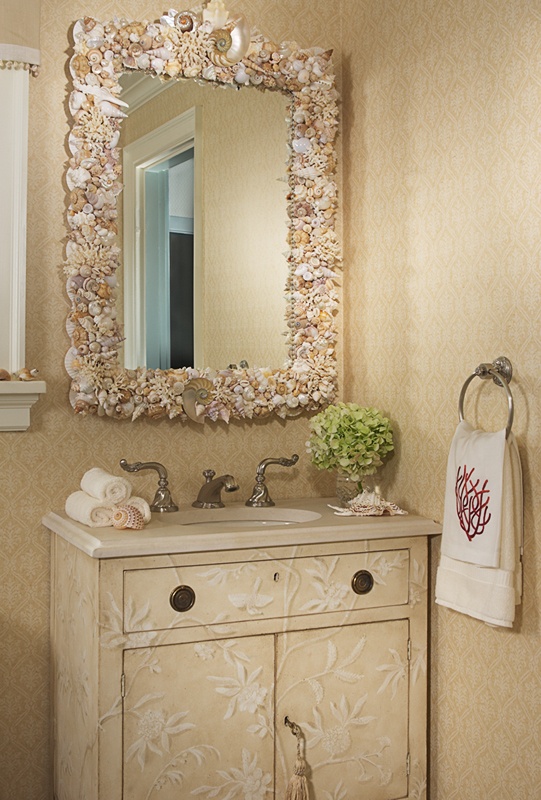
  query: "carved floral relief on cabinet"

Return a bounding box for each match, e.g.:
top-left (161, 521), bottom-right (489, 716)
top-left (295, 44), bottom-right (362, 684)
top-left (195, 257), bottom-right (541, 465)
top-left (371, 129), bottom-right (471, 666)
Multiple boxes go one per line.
top-left (52, 538), bottom-right (429, 799)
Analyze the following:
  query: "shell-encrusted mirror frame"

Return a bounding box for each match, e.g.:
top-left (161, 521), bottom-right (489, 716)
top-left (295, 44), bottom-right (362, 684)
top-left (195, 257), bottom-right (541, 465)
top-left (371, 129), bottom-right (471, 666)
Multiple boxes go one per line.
top-left (65, 7), bottom-right (340, 422)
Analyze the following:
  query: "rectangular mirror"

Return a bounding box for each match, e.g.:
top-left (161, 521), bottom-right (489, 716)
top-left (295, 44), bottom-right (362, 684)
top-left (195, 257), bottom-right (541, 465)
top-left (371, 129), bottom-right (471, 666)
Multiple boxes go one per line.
top-left (65, 4), bottom-right (340, 423)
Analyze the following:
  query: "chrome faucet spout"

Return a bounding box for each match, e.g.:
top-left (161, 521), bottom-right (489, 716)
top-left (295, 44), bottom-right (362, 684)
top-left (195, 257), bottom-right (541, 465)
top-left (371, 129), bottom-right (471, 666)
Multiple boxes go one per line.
top-left (192, 469), bottom-right (239, 509)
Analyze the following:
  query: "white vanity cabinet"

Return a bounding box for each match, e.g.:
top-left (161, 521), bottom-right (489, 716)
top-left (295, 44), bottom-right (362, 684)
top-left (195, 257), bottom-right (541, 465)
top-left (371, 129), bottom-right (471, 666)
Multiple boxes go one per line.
top-left (45, 503), bottom-right (439, 800)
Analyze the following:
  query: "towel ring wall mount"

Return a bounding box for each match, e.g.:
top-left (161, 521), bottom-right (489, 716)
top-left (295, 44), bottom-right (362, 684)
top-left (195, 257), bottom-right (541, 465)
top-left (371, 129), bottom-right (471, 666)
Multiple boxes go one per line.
top-left (458, 356), bottom-right (514, 437)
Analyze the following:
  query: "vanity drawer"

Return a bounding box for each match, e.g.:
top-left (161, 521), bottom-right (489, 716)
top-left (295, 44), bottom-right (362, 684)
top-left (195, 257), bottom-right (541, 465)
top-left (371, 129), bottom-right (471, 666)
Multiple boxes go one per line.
top-left (122, 549), bottom-right (410, 633)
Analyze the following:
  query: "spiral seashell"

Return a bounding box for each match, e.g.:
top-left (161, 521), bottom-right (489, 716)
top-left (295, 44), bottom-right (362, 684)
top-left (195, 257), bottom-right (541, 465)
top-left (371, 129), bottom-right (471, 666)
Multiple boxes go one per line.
top-left (209, 28), bottom-right (232, 52)
top-left (86, 49), bottom-right (102, 66)
top-left (208, 16), bottom-right (250, 66)
top-left (175, 11), bottom-right (196, 32)
top-left (209, 28), bottom-right (234, 66)
top-left (70, 54), bottom-right (90, 78)
top-left (128, 42), bottom-right (143, 57)
top-left (183, 377), bottom-right (214, 405)
top-left (112, 505), bottom-right (145, 530)
top-left (139, 33), bottom-right (153, 51)
top-left (181, 378), bottom-right (214, 423)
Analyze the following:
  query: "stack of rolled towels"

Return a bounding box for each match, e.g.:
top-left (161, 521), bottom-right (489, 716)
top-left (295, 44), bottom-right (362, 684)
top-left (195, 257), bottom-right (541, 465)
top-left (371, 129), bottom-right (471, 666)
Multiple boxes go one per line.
top-left (65, 467), bottom-right (152, 530)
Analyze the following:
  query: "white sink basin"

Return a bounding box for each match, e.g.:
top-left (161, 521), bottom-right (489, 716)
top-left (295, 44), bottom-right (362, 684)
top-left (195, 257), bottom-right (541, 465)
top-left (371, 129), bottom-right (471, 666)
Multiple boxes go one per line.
top-left (174, 507), bottom-right (322, 528)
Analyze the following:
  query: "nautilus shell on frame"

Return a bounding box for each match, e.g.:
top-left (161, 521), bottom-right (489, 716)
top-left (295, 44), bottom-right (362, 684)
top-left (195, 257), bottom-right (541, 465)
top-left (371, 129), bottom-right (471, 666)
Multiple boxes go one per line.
top-left (208, 16), bottom-right (251, 66)
top-left (182, 378), bottom-right (215, 424)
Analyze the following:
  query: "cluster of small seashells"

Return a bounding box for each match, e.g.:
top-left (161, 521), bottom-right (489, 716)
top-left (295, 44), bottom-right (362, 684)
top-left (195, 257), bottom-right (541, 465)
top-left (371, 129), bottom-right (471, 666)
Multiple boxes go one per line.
top-left (0, 368), bottom-right (40, 381)
top-left (65, 5), bottom-right (340, 422)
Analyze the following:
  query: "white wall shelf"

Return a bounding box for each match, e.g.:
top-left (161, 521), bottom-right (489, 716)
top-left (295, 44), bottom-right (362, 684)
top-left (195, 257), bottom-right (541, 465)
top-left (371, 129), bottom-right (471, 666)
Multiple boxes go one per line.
top-left (0, 381), bottom-right (47, 431)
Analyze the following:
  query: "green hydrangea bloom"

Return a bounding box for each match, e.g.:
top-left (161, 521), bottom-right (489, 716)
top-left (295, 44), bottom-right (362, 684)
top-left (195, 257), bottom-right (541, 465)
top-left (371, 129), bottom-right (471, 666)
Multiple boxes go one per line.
top-left (307, 403), bottom-right (394, 476)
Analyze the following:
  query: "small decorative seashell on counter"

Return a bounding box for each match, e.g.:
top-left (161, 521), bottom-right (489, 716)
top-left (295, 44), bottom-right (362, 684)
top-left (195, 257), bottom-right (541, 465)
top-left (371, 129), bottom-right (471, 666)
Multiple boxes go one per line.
top-left (65, 468), bottom-right (152, 529)
top-left (329, 491), bottom-right (408, 517)
top-left (112, 505), bottom-right (146, 530)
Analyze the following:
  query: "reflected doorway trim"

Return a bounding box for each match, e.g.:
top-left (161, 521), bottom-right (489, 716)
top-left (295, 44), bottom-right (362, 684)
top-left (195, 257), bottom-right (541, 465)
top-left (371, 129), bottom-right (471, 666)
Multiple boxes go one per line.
top-left (123, 106), bottom-right (203, 369)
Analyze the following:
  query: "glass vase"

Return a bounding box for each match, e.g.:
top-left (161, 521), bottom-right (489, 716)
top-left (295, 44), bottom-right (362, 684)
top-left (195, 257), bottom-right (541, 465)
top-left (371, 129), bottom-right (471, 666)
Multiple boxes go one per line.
top-left (359, 471), bottom-right (383, 497)
top-left (335, 471), bottom-right (384, 507)
top-left (335, 473), bottom-right (362, 507)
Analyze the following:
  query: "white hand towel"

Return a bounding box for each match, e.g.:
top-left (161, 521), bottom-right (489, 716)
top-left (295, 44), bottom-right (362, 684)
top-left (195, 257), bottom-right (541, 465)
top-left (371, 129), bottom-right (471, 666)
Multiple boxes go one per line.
top-left (80, 467), bottom-right (132, 505)
top-left (436, 433), bottom-right (523, 627)
top-left (125, 495), bottom-right (152, 524)
top-left (441, 421), bottom-right (507, 567)
top-left (65, 490), bottom-right (115, 528)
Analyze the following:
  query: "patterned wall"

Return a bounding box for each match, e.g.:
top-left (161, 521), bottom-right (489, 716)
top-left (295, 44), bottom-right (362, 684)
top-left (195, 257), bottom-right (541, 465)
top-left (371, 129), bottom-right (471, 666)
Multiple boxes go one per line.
top-left (0, 2), bottom-right (340, 798)
top-left (342, 1), bottom-right (541, 798)
top-left (3, 1), bottom-right (541, 798)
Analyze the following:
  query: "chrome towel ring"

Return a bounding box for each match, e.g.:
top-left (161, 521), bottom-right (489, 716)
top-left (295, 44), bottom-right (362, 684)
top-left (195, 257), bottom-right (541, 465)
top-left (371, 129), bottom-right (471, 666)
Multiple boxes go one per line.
top-left (458, 356), bottom-right (514, 438)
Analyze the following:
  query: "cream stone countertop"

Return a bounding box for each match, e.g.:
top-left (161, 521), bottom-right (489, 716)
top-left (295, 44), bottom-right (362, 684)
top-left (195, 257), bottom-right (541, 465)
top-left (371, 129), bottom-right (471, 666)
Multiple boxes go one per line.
top-left (43, 497), bottom-right (441, 559)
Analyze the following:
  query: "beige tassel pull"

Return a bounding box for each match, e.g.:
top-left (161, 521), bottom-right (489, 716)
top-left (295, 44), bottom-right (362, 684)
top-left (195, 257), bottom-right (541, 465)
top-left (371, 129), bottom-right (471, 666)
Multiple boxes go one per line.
top-left (284, 716), bottom-right (310, 800)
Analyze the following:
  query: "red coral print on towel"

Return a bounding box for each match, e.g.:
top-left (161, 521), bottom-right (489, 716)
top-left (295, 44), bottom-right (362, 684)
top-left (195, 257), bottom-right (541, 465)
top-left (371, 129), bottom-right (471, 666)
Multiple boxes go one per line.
top-left (455, 465), bottom-right (492, 541)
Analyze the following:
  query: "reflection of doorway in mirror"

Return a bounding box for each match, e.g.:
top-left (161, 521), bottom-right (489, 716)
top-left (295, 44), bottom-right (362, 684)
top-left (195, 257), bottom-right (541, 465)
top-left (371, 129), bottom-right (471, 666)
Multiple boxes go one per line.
top-left (122, 82), bottom-right (290, 372)
top-left (122, 106), bottom-right (203, 370)
top-left (145, 149), bottom-right (195, 370)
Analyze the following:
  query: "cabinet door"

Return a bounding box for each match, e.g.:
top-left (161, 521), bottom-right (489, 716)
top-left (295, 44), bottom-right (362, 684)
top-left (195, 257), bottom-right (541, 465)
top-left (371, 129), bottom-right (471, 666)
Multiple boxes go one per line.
top-left (123, 621), bottom-right (411, 800)
top-left (275, 619), bottom-right (410, 800)
top-left (122, 634), bottom-right (275, 800)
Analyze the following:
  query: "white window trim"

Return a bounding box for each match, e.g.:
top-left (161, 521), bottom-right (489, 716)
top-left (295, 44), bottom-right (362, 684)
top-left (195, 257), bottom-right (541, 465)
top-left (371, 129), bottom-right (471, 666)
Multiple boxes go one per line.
top-left (0, 68), bottom-right (46, 430)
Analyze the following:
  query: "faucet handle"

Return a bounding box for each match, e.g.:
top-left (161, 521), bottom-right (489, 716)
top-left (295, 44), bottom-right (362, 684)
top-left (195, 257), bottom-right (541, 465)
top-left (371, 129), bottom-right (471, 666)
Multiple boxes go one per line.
top-left (246, 454), bottom-right (299, 508)
top-left (119, 459), bottom-right (179, 513)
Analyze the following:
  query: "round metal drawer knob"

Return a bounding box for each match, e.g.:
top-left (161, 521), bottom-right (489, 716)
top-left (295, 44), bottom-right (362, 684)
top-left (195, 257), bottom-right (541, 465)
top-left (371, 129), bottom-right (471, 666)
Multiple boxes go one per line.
top-left (351, 570), bottom-right (374, 595)
top-left (170, 584), bottom-right (196, 612)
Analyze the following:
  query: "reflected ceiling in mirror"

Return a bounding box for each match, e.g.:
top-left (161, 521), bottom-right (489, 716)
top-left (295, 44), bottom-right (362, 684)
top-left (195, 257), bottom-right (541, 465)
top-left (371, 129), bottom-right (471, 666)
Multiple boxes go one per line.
top-left (65, 5), bottom-right (340, 423)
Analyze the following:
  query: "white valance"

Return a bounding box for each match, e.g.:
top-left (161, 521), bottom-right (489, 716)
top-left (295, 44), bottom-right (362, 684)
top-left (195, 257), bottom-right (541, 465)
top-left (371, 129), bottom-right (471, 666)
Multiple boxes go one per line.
top-left (0, 0), bottom-right (40, 71)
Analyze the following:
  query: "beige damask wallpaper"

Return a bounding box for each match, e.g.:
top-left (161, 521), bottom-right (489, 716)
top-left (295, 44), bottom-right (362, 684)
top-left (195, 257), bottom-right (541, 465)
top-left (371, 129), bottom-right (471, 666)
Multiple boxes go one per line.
top-left (1, 1), bottom-right (541, 799)
top-left (342, 1), bottom-right (541, 798)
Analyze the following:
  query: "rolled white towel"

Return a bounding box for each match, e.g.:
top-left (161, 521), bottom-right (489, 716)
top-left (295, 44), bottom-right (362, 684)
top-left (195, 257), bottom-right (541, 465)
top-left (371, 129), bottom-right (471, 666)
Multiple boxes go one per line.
top-left (126, 496), bottom-right (152, 524)
top-left (80, 467), bottom-right (132, 505)
top-left (65, 490), bottom-right (115, 528)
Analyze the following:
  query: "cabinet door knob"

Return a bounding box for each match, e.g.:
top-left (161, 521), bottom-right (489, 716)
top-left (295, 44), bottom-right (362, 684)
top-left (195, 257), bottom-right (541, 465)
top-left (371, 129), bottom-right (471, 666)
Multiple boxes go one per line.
top-left (170, 585), bottom-right (196, 612)
top-left (351, 570), bottom-right (374, 595)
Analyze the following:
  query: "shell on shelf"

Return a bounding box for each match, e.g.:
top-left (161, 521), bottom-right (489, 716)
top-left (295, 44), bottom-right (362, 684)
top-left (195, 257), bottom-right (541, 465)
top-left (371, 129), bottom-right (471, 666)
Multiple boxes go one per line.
top-left (14, 368), bottom-right (39, 381)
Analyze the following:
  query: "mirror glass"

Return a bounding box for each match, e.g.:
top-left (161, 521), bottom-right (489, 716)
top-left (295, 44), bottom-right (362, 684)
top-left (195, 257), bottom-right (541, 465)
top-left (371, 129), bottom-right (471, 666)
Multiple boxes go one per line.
top-left (65, 6), bottom-right (340, 423)
top-left (120, 75), bottom-right (290, 371)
